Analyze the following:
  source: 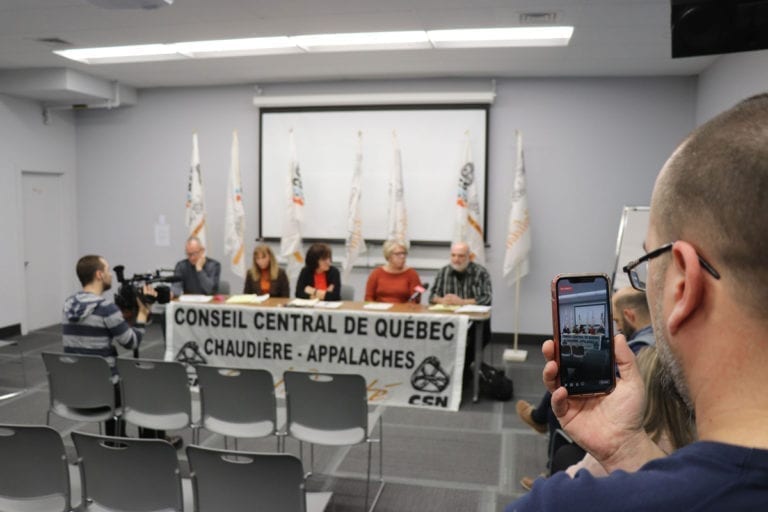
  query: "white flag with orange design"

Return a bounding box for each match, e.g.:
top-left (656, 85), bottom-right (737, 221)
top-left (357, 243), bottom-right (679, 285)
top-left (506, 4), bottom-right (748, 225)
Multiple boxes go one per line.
top-left (386, 131), bottom-right (409, 247)
top-left (343, 132), bottom-right (367, 279)
top-left (280, 129), bottom-right (305, 279)
top-left (185, 132), bottom-right (207, 247)
top-left (224, 130), bottom-right (246, 278)
top-left (453, 134), bottom-right (485, 264)
top-left (503, 131), bottom-right (531, 285)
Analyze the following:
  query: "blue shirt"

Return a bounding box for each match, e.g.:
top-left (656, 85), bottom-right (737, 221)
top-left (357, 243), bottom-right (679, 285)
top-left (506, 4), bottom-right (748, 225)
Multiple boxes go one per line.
top-left (505, 441), bottom-right (768, 512)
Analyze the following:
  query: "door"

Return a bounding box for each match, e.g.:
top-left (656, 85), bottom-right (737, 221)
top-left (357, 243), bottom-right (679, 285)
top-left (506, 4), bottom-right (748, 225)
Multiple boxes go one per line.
top-left (23, 172), bottom-right (65, 331)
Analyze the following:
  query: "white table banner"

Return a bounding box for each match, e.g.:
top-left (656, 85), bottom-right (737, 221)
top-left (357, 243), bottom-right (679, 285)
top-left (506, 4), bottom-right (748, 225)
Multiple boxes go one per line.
top-left (165, 302), bottom-right (468, 411)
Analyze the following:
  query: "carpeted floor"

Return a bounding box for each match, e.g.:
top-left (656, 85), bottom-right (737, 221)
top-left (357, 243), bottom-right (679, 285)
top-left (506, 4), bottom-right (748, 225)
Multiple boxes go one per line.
top-left (0, 323), bottom-right (551, 512)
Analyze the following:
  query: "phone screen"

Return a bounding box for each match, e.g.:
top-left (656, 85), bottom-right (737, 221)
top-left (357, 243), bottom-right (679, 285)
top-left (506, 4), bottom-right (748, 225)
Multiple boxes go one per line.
top-left (552, 274), bottom-right (615, 396)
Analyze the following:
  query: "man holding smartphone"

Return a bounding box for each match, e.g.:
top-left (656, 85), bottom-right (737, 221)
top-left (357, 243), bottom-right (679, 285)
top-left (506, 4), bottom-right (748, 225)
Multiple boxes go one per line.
top-left (506, 95), bottom-right (768, 510)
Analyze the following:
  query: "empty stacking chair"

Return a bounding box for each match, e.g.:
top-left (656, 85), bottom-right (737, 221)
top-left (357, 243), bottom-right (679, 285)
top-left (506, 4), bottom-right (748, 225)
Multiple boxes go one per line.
top-left (284, 371), bottom-right (384, 511)
top-left (187, 445), bottom-right (331, 512)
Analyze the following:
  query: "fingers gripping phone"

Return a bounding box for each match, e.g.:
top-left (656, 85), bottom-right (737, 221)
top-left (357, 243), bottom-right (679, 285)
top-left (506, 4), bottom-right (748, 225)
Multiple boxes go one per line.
top-left (551, 274), bottom-right (616, 396)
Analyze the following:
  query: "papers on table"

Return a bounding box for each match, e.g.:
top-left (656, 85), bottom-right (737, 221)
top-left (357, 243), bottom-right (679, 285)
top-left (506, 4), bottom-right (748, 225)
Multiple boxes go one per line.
top-left (455, 305), bottom-right (492, 314)
top-left (427, 304), bottom-right (491, 314)
top-left (225, 294), bottom-right (270, 304)
top-left (286, 299), bottom-right (343, 309)
top-left (427, 304), bottom-right (461, 312)
top-left (363, 303), bottom-right (394, 310)
top-left (178, 294), bottom-right (213, 303)
top-left (315, 301), bottom-right (343, 309)
top-left (287, 298), bottom-right (319, 307)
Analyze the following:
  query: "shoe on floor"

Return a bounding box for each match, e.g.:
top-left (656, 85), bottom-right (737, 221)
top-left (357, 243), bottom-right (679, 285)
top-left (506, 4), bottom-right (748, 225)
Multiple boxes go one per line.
top-left (520, 473), bottom-right (547, 491)
top-left (165, 435), bottom-right (183, 450)
top-left (515, 400), bottom-right (548, 434)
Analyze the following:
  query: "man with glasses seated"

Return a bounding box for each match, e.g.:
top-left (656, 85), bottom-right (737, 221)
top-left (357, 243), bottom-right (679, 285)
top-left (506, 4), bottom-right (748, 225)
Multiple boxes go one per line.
top-left (172, 236), bottom-right (221, 296)
top-left (506, 95), bottom-right (768, 511)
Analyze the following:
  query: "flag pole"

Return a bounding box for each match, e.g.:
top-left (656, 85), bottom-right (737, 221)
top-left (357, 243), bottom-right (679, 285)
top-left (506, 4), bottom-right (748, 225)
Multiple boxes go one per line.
top-left (503, 266), bottom-right (528, 362)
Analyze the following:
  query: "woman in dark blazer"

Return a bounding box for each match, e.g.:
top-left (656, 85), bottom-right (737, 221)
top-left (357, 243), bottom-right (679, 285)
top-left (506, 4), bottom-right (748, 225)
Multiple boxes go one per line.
top-left (243, 243), bottom-right (290, 297)
top-left (295, 243), bottom-right (341, 301)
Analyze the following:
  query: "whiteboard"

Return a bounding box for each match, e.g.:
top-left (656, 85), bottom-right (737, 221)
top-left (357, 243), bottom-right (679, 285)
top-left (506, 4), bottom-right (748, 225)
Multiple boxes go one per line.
top-left (259, 107), bottom-right (488, 243)
top-left (612, 206), bottom-right (650, 291)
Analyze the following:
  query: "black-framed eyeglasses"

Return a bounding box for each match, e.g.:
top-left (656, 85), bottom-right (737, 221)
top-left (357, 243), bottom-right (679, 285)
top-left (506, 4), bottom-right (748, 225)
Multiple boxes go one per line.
top-left (622, 241), bottom-right (721, 292)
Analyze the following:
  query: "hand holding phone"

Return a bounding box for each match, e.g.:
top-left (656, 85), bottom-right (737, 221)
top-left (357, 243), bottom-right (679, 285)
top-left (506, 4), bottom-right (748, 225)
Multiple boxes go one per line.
top-left (543, 334), bottom-right (658, 472)
top-left (551, 273), bottom-right (616, 396)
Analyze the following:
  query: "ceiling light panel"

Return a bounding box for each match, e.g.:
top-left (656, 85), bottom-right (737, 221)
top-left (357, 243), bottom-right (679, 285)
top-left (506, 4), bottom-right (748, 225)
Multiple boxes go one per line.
top-left (52, 27), bottom-right (574, 65)
top-left (428, 26), bottom-right (574, 48)
top-left (173, 37), bottom-right (301, 58)
top-left (291, 31), bottom-right (431, 52)
top-left (54, 44), bottom-right (182, 64)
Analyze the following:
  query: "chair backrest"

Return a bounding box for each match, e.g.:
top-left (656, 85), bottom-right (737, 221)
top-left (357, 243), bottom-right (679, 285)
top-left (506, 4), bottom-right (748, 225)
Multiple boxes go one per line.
top-left (72, 431), bottom-right (183, 512)
top-left (217, 280), bottom-right (230, 295)
top-left (115, 358), bottom-right (192, 430)
top-left (340, 284), bottom-right (354, 301)
top-left (284, 371), bottom-right (368, 445)
top-left (42, 352), bottom-right (114, 410)
top-left (196, 365), bottom-right (277, 438)
top-left (0, 424), bottom-right (71, 512)
top-left (187, 446), bottom-right (306, 512)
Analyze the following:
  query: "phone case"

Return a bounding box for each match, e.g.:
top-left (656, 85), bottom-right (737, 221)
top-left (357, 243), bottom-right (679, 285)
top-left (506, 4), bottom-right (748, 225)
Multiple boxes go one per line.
top-left (551, 273), bottom-right (616, 397)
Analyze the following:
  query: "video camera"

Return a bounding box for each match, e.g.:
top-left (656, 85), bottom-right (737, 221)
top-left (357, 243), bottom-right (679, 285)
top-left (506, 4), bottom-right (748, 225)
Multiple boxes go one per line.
top-left (113, 265), bottom-right (180, 315)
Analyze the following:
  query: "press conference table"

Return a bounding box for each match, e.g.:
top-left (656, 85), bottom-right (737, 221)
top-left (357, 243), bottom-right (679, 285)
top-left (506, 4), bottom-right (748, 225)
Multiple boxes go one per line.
top-left (166, 297), bottom-right (491, 405)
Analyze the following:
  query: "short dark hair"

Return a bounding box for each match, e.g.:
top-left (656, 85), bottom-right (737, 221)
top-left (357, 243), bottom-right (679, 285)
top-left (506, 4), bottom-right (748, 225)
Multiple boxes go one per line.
top-left (76, 255), bottom-right (105, 286)
top-left (305, 243), bottom-right (332, 273)
top-left (652, 93), bottom-right (768, 316)
top-left (614, 289), bottom-right (649, 317)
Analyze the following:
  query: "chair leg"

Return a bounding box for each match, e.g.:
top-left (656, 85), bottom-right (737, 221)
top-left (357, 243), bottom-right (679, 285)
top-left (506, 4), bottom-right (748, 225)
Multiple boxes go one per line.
top-left (310, 443), bottom-right (315, 474)
top-left (366, 420), bottom-right (385, 512)
top-left (365, 440), bottom-right (372, 511)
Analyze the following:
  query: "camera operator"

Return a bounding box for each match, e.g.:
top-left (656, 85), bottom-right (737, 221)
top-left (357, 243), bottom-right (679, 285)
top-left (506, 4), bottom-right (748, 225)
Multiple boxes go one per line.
top-left (172, 236), bottom-right (220, 296)
top-left (62, 254), bottom-right (155, 436)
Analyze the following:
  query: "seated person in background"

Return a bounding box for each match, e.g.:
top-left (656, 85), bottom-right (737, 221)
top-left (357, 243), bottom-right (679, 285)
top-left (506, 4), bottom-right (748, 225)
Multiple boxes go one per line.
top-left (365, 240), bottom-right (423, 303)
top-left (429, 241), bottom-right (492, 308)
top-left (430, 241), bottom-right (492, 373)
top-left (243, 243), bottom-right (290, 297)
top-left (612, 287), bottom-right (654, 350)
top-left (295, 243), bottom-right (341, 301)
top-left (173, 236), bottom-right (221, 296)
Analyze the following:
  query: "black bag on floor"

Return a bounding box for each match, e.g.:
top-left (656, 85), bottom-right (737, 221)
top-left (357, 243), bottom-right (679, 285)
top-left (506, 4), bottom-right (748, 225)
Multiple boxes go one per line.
top-left (478, 363), bottom-right (514, 401)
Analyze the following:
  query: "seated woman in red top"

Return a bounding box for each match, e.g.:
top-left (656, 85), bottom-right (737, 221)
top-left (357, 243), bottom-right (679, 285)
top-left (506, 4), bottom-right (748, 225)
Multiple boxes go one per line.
top-left (243, 243), bottom-right (290, 297)
top-left (295, 243), bottom-right (341, 301)
top-left (365, 240), bottom-right (423, 303)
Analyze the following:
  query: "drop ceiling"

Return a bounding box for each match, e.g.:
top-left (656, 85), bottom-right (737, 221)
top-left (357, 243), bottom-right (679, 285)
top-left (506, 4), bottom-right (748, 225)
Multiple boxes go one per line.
top-left (0, 0), bottom-right (717, 90)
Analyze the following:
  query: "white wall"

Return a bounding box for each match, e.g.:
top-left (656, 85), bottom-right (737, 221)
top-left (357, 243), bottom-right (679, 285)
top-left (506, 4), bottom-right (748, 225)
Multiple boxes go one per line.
top-left (0, 95), bottom-right (77, 331)
top-left (697, 49), bottom-right (768, 124)
top-left (75, 77), bottom-right (696, 336)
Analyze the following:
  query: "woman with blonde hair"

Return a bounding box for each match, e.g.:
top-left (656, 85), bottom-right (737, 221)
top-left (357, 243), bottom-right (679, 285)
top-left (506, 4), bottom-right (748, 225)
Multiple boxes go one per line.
top-left (365, 240), bottom-right (423, 303)
top-left (243, 243), bottom-right (290, 297)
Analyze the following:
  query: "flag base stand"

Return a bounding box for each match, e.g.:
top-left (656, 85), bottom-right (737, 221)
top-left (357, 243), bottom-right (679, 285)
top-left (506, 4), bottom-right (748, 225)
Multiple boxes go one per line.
top-left (503, 348), bottom-right (528, 363)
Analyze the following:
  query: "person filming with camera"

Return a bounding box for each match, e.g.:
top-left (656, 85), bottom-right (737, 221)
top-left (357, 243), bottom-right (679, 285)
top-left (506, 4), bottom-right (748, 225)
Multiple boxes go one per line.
top-left (62, 255), bottom-right (155, 435)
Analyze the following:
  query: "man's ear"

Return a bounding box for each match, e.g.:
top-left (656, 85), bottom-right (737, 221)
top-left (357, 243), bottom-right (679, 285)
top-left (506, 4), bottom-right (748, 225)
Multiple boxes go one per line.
top-left (623, 307), bottom-right (636, 327)
top-left (667, 241), bottom-right (705, 335)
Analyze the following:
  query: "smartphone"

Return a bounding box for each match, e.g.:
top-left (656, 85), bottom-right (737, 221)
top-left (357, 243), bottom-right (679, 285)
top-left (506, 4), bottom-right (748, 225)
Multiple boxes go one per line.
top-left (551, 273), bottom-right (616, 396)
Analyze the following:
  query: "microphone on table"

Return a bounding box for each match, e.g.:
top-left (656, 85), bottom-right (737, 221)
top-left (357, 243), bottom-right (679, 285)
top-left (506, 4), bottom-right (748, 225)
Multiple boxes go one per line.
top-left (408, 283), bottom-right (429, 303)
